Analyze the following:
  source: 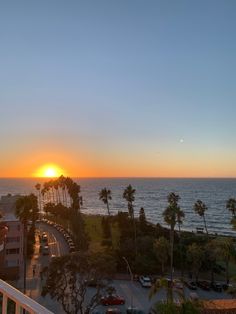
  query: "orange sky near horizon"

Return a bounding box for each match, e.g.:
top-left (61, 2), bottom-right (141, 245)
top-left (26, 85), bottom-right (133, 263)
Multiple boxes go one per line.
top-left (0, 147), bottom-right (235, 178)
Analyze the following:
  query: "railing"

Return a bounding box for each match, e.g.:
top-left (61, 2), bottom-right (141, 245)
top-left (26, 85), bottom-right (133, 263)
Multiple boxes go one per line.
top-left (0, 279), bottom-right (53, 314)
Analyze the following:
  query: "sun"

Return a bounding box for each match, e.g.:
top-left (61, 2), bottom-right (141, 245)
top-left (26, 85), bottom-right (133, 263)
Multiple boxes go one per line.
top-left (34, 164), bottom-right (65, 178)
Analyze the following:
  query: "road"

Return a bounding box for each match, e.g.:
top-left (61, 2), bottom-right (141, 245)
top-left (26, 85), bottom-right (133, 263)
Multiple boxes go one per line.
top-left (14, 222), bottom-right (70, 313)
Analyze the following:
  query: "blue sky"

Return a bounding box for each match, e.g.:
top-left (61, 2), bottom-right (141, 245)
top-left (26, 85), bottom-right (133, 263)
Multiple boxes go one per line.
top-left (0, 0), bottom-right (236, 177)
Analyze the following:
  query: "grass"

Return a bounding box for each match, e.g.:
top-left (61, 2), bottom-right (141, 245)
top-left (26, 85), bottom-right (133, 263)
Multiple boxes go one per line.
top-left (83, 214), bottom-right (120, 253)
top-left (44, 213), bottom-right (120, 253)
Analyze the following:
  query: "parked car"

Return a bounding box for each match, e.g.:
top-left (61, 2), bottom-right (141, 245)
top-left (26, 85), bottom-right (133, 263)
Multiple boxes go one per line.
top-left (189, 292), bottom-right (199, 301)
top-left (42, 245), bottom-right (49, 255)
top-left (185, 281), bottom-right (197, 290)
top-left (197, 280), bottom-right (211, 291)
top-left (101, 295), bottom-right (125, 306)
top-left (106, 309), bottom-right (122, 314)
top-left (139, 276), bottom-right (152, 288)
top-left (127, 307), bottom-right (145, 314)
top-left (211, 282), bottom-right (222, 292)
top-left (174, 279), bottom-right (184, 289)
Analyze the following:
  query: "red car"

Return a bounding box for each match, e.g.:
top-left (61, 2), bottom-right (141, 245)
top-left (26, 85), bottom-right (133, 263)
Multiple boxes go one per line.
top-left (101, 295), bottom-right (125, 306)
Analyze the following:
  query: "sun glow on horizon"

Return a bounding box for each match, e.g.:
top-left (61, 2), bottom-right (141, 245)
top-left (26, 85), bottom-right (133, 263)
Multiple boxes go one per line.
top-left (34, 164), bottom-right (65, 178)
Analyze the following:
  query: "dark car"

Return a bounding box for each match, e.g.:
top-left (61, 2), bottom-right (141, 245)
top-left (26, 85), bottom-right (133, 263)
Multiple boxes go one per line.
top-left (197, 280), bottom-right (211, 291)
top-left (101, 295), bottom-right (125, 306)
top-left (211, 282), bottom-right (222, 292)
top-left (106, 309), bottom-right (122, 314)
top-left (185, 281), bottom-right (197, 290)
top-left (127, 308), bottom-right (145, 314)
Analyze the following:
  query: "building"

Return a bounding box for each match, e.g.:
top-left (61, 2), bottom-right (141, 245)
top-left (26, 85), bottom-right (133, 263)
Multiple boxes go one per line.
top-left (0, 213), bottom-right (24, 280)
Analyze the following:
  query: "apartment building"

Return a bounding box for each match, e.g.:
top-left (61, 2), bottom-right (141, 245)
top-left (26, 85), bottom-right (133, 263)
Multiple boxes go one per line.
top-left (0, 195), bottom-right (24, 280)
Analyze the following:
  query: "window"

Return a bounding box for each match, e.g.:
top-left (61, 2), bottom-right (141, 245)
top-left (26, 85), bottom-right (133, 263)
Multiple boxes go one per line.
top-left (6, 237), bottom-right (20, 243)
top-left (5, 260), bottom-right (19, 267)
top-left (6, 248), bottom-right (20, 255)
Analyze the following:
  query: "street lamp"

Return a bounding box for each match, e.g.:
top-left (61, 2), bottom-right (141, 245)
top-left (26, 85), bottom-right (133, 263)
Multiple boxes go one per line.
top-left (122, 256), bottom-right (134, 312)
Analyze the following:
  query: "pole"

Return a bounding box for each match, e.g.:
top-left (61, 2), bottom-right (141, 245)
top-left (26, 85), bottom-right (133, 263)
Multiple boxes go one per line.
top-left (122, 257), bottom-right (134, 312)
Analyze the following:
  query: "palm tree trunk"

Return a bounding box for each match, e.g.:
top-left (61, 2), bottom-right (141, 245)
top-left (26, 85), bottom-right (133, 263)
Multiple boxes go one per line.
top-left (178, 224), bottom-right (184, 279)
top-left (226, 260), bottom-right (229, 284)
top-left (170, 227), bottom-right (174, 284)
top-left (203, 215), bottom-right (208, 236)
top-left (23, 222), bottom-right (27, 294)
top-left (106, 202), bottom-right (111, 216)
top-left (133, 218), bottom-right (137, 257)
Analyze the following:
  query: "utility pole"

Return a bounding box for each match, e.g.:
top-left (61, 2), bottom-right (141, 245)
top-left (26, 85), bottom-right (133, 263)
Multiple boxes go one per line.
top-left (123, 256), bottom-right (134, 312)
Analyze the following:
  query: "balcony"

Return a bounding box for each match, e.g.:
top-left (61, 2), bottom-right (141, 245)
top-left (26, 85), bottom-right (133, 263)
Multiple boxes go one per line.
top-left (0, 279), bottom-right (53, 314)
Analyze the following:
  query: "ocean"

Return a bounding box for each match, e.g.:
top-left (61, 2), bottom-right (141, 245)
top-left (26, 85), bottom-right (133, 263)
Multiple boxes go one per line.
top-left (0, 178), bottom-right (236, 236)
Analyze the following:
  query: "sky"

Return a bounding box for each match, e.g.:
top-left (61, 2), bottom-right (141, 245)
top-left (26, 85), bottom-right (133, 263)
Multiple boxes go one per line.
top-left (0, 0), bottom-right (236, 178)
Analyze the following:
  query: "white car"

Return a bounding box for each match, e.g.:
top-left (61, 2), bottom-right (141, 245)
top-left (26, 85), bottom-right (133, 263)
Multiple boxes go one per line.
top-left (174, 279), bottom-right (184, 289)
top-left (139, 276), bottom-right (152, 288)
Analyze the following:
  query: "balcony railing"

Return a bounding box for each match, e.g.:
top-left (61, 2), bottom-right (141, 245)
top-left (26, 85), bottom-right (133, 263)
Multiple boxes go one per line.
top-left (0, 279), bottom-right (53, 314)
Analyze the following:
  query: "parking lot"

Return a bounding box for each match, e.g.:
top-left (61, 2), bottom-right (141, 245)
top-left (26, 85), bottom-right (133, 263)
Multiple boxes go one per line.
top-left (86, 278), bottom-right (233, 313)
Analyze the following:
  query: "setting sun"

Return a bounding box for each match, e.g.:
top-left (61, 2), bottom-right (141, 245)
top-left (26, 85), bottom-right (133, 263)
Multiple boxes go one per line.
top-left (34, 164), bottom-right (65, 178)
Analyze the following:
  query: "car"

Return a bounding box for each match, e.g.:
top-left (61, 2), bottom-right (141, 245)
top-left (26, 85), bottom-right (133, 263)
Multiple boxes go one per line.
top-left (197, 280), bottom-right (211, 291)
top-left (174, 279), bottom-right (184, 289)
top-left (189, 292), bottom-right (199, 301)
top-left (106, 309), bottom-right (122, 314)
top-left (41, 233), bottom-right (48, 243)
top-left (42, 245), bottom-right (49, 255)
top-left (101, 295), bottom-right (125, 306)
top-left (211, 282), bottom-right (222, 292)
top-left (185, 281), bottom-right (197, 290)
top-left (86, 278), bottom-right (105, 288)
top-left (126, 307), bottom-right (145, 314)
top-left (139, 276), bottom-right (152, 288)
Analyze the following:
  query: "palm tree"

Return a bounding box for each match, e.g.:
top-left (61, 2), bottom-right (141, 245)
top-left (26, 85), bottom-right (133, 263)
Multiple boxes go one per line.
top-left (176, 206), bottom-right (185, 278)
top-left (99, 188), bottom-right (112, 216)
top-left (226, 198), bottom-right (236, 218)
top-left (194, 200), bottom-right (208, 235)
top-left (187, 243), bottom-right (204, 282)
top-left (35, 183), bottom-right (41, 213)
top-left (15, 194), bottom-right (38, 294)
top-left (215, 237), bottom-right (235, 284)
top-left (123, 185), bottom-right (137, 256)
top-left (154, 236), bottom-right (169, 275)
top-left (163, 192), bottom-right (183, 284)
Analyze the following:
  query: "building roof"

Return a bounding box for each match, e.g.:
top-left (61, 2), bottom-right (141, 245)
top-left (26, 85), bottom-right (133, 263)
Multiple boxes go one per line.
top-left (203, 299), bottom-right (236, 310)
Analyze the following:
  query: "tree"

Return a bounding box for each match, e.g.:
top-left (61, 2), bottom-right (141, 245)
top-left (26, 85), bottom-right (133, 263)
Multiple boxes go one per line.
top-left (70, 211), bottom-right (89, 251)
top-left (42, 252), bottom-right (116, 314)
top-left (15, 194), bottom-right (39, 293)
top-left (139, 207), bottom-right (148, 233)
top-left (163, 193), bottom-right (183, 284)
top-left (154, 236), bottom-right (169, 275)
top-left (123, 185), bottom-right (137, 256)
top-left (99, 188), bottom-right (112, 216)
top-left (214, 237), bottom-right (236, 284)
top-left (227, 198), bottom-right (236, 218)
top-left (187, 243), bottom-right (204, 282)
top-left (99, 188), bottom-right (113, 247)
top-left (204, 240), bottom-right (218, 283)
top-left (194, 200), bottom-right (208, 235)
top-left (35, 183), bottom-right (41, 212)
top-left (150, 278), bottom-right (202, 313)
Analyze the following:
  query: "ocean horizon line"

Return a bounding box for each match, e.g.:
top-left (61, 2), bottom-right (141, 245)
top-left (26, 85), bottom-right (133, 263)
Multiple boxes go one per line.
top-left (0, 176), bottom-right (236, 180)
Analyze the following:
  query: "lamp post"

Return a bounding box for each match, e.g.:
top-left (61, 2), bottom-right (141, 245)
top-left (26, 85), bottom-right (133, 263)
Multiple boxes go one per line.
top-left (122, 256), bottom-right (134, 312)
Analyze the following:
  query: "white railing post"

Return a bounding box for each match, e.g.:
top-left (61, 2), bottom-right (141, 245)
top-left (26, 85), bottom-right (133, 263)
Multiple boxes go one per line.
top-left (0, 279), bottom-right (54, 313)
top-left (2, 293), bottom-right (8, 314)
top-left (15, 302), bottom-right (21, 314)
